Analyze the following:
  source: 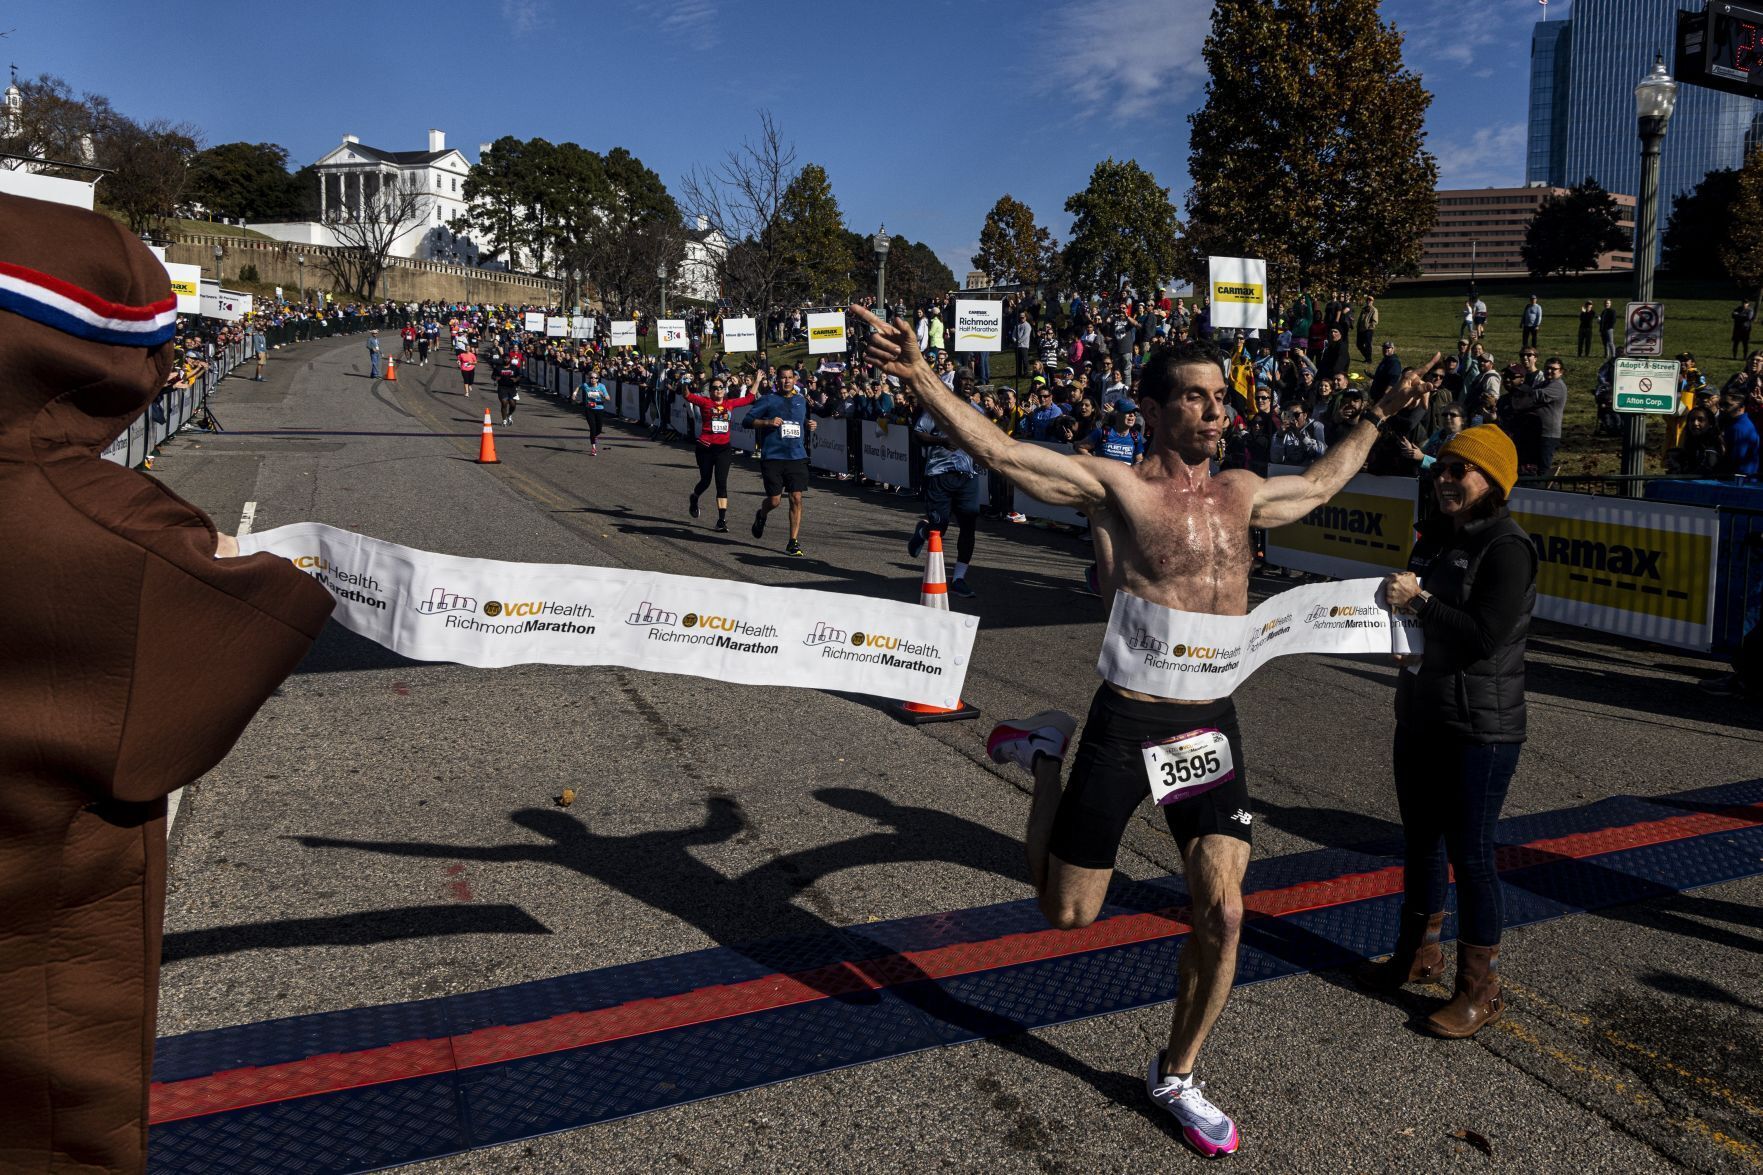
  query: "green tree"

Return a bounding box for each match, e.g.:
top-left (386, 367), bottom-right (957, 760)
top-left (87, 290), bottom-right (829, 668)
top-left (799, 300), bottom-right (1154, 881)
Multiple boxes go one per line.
top-left (454, 136), bottom-right (528, 268)
top-left (1183, 0), bottom-right (1436, 296)
top-left (185, 142), bottom-right (308, 221)
top-left (1521, 177), bottom-right (1628, 278)
top-left (100, 117), bottom-right (201, 234)
top-left (1661, 167), bottom-right (1739, 277)
top-left (972, 195), bottom-right (1056, 287)
top-left (583, 146), bottom-right (683, 312)
top-left (1721, 148), bottom-right (1763, 305)
top-left (845, 230), bottom-right (956, 306)
top-left (775, 163), bottom-right (850, 302)
top-left (1062, 158), bottom-right (1182, 295)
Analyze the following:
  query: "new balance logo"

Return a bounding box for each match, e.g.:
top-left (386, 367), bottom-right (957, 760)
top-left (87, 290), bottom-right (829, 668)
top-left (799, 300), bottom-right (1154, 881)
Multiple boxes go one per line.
top-left (416, 586), bottom-right (477, 615)
top-left (627, 600), bottom-right (678, 626)
top-left (1125, 626), bottom-right (1168, 655)
top-left (803, 621), bottom-right (846, 646)
top-left (1230, 809), bottom-right (1252, 825)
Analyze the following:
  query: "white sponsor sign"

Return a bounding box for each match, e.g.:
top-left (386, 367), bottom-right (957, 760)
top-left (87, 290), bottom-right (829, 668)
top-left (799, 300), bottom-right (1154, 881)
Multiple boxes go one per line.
top-left (860, 420), bottom-right (911, 486)
top-left (545, 316), bottom-right (567, 338)
top-left (722, 315), bottom-right (758, 353)
top-left (670, 392), bottom-right (690, 434)
top-left (809, 418), bottom-right (849, 473)
top-left (807, 310), bottom-right (847, 355)
top-left (239, 523), bottom-right (978, 707)
top-left (164, 262), bottom-right (203, 314)
top-left (1208, 256), bottom-right (1268, 330)
top-left (953, 299), bottom-right (1003, 352)
top-left (1098, 582), bottom-right (1419, 701)
top-left (611, 320), bottom-right (638, 347)
top-left (199, 281), bottom-right (252, 322)
top-left (523, 311), bottom-right (545, 333)
top-left (658, 318), bottom-right (689, 349)
top-left (571, 315), bottom-right (596, 339)
top-left (618, 380), bottom-right (639, 419)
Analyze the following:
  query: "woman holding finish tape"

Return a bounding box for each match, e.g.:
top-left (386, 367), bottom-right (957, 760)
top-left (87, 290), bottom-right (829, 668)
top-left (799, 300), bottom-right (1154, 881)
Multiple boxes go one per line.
top-left (685, 371), bottom-right (758, 532)
top-left (1363, 424), bottom-right (1536, 1039)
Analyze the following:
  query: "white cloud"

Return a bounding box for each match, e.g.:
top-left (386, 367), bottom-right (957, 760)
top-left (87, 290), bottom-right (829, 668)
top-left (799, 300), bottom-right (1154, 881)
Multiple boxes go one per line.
top-left (500, 0), bottom-right (546, 36)
top-left (1396, 0), bottom-right (1562, 71)
top-left (1433, 121), bottom-right (1526, 188)
top-left (642, 0), bottom-right (719, 51)
top-left (1038, 0), bottom-right (1213, 122)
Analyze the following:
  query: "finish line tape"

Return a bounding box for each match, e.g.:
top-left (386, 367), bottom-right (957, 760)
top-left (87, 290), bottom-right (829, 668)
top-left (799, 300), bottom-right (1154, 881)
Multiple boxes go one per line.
top-left (1098, 580), bottom-right (1421, 700)
top-left (238, 523), bottom-right (978, 707)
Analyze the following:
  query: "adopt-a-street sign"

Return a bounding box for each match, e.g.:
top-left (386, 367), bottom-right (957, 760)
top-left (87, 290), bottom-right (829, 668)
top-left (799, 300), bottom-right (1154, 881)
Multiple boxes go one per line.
top-left (1624, 301), bottom-right (1664, 357)
top-left (1613, 357), bottom-right (1680, 414)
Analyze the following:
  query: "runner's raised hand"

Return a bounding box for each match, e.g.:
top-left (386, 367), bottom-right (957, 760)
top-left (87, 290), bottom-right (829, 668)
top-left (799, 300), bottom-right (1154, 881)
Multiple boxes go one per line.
top-left (1375, 351), bottom-right (1441, 420)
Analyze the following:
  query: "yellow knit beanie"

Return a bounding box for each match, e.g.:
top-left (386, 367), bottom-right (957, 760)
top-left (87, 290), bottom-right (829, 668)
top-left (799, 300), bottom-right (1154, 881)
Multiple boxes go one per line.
top-left (1437, 424), bottom-right (1518, 498)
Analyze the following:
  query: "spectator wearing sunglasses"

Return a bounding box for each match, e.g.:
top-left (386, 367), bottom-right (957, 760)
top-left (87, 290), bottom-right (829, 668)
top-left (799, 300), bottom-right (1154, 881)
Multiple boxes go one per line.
top-left (1371, 425), bottom-right (1534, 1040)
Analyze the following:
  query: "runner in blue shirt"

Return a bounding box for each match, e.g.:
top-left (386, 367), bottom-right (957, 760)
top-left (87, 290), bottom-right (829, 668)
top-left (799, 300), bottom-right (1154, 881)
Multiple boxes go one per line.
top-left (579, 370), bottom-right (611, 455)
top-left (742, 365), bottom-right (816, 556)
top-left (1077, 403), bottom-right (1146, 464)
top-left (908, 401), bottom-right (984, 597)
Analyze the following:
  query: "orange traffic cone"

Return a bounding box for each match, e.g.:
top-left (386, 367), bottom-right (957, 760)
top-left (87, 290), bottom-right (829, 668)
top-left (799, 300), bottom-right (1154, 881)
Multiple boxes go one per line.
top-left (476, 407), bottom-right (501, 464)
top-left (890, 529), bottom-right (979, 725)
top-left (385, 356), bottom-right (397, 382)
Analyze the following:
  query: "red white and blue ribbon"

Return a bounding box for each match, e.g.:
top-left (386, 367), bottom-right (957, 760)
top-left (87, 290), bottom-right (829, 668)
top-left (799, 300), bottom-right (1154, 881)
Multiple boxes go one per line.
top-left (0, 260), bottom-right (178, 347)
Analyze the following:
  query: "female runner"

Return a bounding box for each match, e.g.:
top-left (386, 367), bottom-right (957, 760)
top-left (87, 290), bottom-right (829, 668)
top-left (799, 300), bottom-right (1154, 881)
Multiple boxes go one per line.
top-left (684, 371), bottom-right (759, 532)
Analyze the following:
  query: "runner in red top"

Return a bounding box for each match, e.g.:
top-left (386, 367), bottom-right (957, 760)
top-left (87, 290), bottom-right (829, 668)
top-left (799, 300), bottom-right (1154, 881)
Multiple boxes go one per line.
top-left (457, 349), bottom-right (477, 397)
top-left (685, 372), bottom-right (758, 532)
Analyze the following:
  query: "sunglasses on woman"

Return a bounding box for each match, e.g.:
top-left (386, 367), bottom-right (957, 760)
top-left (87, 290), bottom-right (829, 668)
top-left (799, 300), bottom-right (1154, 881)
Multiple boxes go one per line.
top-left (1436, 461), bottom-right (1478, 481)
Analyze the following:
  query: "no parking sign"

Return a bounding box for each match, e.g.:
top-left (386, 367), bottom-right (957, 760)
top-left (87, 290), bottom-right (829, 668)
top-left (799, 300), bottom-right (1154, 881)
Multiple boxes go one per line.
top-left (1624, 301), bottom-right (1664, 357)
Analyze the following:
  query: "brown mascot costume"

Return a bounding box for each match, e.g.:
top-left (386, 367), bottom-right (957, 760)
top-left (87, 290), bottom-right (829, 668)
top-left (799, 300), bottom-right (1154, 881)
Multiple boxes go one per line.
top-left (0, 191), bottom-right (334, 1172)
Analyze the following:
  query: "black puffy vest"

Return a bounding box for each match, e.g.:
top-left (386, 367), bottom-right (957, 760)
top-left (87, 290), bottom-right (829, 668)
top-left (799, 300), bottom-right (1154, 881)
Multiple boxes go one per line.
top-left (1395, 510), bottom-right (1537, 743)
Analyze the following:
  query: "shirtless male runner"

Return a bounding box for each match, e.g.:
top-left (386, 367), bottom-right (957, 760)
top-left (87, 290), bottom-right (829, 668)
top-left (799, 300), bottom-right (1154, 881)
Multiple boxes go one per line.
top-left (853, 304), bottom-right (1431, 1158)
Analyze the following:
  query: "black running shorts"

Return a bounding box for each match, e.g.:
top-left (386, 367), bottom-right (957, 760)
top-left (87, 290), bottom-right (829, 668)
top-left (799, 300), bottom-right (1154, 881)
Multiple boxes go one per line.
top-left (1048, 685), bottom-right (1252, 870)
top-left (762, 458), bottom-right (810, 497)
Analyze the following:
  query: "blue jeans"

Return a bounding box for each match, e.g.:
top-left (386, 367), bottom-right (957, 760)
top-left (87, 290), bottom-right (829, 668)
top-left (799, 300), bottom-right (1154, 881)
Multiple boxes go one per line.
top-left (1392, 725), bottom-right (1521, 946)
top-left (369, 352), bottom-right (380, 378)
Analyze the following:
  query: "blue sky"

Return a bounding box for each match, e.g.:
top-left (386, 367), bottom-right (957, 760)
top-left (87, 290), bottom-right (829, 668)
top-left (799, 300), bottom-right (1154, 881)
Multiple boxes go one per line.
top-left (23, 0), bottom-right (1561, 274)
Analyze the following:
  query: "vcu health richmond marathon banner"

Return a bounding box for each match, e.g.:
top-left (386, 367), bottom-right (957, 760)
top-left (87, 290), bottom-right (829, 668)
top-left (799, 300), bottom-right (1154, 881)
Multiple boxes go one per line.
top-left (239, 523), bottom-right (978, 708)
top-left (1098, 580), bottom-right (1419, 702)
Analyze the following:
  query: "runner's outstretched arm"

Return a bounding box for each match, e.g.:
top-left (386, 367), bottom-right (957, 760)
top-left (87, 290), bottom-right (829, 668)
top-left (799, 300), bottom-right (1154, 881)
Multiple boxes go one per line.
top-left (1249, 353), bottom-right (1440, 528)
top-left (853, 304), bottom-right (1110, 510)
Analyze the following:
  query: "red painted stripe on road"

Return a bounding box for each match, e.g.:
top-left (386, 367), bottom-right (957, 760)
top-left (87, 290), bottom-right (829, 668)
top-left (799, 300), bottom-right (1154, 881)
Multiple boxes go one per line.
top-left (149, 801), bottom-right (1763, 1125)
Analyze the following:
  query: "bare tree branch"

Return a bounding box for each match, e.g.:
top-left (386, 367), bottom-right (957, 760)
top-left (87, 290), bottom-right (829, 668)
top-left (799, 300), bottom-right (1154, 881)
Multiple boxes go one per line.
top-left (679, 109), bottom-right (798, 313)
top-left (322, 173), bottom-right (428, 300)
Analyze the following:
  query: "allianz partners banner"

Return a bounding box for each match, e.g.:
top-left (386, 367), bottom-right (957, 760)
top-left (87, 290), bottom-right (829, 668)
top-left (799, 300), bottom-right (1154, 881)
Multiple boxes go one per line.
top-left (1264, 465), bottom-right (1417, 579)
top-left (1508, 488), bottom-right (1717, 651)
top-left (240, 523), bottom-right (978, 707)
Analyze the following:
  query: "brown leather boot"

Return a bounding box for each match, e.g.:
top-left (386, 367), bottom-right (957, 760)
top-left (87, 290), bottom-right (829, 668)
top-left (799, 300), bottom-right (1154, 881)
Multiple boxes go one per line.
top-left (1356, 912), bottom-right (1447, 992)
top-left (1425, 942), bottom-right (1502, 1038)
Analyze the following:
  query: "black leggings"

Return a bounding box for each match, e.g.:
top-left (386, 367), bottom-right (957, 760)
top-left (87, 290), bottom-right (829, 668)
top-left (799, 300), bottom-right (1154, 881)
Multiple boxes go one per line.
top-left (693, 444), bottom-right (734, 500)
top-left (586, 408), bottom-right (604, 440)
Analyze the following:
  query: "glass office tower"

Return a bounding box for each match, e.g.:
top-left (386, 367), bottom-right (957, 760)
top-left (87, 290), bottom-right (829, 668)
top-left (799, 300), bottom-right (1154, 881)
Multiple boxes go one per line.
top-left (1525, 0), bottom-right (1763, 200)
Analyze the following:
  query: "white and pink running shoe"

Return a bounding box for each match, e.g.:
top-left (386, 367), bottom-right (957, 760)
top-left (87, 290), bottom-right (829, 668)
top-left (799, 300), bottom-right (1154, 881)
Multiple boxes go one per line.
top-left (986, 710), bottom-right (1076, 773)
top-left (1146, 1051), bottom-right (1240, 1158)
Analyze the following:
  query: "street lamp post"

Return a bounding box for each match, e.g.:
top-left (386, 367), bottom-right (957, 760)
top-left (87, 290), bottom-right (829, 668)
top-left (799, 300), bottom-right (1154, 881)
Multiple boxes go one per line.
top-left (212, 243), bottom-right (224, 287)
top-left (296, 253), bottom-right (306, 304)
top-left (658, 261), bottom-right (668, 317)
top-left (873, 224), bottom-right (890, 311)
top-left (1624, 54), bottom-right (1678, 497)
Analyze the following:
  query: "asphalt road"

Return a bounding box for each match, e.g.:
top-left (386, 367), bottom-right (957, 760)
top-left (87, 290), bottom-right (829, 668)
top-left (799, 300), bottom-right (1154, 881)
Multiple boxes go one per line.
top-left (153, 332), bottom-right (1763, 1173)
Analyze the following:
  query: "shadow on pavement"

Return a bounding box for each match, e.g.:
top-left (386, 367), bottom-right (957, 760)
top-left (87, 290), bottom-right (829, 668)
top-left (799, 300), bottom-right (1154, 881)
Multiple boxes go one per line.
top-left (162, 903), bottom-right (550, 964)
top-left (289, 786), bottom-right (1189, 1136)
